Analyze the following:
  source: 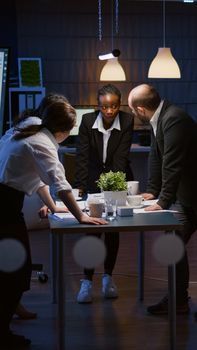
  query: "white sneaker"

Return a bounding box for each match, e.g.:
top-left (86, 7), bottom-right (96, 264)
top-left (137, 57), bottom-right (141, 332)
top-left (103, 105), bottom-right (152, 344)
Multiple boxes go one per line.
top-left (102, 274), bottom-right (118, 299)
top-left (77, 279), bottom-right (93, 303)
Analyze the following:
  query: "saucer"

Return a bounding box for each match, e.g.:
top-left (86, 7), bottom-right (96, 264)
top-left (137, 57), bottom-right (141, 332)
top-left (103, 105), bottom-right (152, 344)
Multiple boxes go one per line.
top-left (127, 204), bottom-right (144, 209)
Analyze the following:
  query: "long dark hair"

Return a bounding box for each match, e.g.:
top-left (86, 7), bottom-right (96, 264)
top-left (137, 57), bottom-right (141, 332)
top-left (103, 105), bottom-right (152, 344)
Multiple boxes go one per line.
top-left (14, 101), bottom-right (76, 140)
top-left (35, 92), bottom-right (68, 117)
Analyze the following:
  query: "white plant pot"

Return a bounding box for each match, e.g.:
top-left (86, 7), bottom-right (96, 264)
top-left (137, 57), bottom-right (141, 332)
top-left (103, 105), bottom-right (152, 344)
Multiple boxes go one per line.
top-left (103, 190), bottom-right (127, 206)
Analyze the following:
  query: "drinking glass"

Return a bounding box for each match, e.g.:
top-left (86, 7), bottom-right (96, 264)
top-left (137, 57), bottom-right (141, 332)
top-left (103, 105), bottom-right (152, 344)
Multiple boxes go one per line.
top-left (104, 199), bottom-right (117, 221)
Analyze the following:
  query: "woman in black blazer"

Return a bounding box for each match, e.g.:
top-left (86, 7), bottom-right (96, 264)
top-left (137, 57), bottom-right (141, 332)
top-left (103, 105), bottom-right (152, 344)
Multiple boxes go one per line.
top-left (75, 84), bottom-right (134, 303)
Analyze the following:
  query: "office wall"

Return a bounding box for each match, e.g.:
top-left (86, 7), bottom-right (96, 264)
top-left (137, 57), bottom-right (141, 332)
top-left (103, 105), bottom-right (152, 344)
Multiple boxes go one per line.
top-left (6, 1), bottom-right (197, 122)
top-left (0, 0), bottom-right (18, 76)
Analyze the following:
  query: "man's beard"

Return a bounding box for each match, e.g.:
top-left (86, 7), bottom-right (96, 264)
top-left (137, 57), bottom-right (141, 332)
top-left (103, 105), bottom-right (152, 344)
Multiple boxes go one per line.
top-left (137, 114), bottom-right (149, 125)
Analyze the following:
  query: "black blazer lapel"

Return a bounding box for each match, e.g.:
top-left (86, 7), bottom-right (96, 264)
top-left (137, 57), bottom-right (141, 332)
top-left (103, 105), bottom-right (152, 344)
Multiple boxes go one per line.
top-left (93, 129), bottom-right (104, 164)
top-left (106, 129), bottom-right (121, 162)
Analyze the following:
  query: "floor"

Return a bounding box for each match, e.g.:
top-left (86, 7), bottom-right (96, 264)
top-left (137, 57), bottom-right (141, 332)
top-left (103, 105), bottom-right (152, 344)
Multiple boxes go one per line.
top-left (11, 227), bottom-right (197, 350)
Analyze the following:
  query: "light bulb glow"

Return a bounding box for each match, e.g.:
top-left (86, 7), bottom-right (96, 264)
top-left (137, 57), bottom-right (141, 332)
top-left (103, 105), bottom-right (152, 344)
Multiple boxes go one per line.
top-left (100, 57), bottom-right (126, 81)
top-left (148, 47), bottom-right (181, 78)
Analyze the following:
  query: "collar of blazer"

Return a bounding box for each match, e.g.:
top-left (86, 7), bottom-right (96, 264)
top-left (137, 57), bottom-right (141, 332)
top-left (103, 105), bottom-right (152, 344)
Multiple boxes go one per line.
top-left (92, 114), bottom-right (125, 164)
top-left (158, 100), bottom-right (172, 120)
top-left (156, 100), bottom-right (173, 130)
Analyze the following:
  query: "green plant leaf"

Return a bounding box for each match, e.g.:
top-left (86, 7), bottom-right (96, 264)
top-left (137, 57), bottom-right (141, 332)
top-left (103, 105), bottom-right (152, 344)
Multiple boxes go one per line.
top-left (96, 171), bottom-right (127, 191)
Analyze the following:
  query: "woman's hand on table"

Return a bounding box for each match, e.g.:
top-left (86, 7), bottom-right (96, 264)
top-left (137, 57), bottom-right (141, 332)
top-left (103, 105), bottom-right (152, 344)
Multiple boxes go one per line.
top-left (79, 213), bottom-right (108, 225)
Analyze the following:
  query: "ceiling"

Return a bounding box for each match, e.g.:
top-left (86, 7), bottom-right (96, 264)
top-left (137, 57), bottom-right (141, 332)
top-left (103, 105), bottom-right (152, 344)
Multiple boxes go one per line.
top-left (128, 0), bottom-right (195, 2)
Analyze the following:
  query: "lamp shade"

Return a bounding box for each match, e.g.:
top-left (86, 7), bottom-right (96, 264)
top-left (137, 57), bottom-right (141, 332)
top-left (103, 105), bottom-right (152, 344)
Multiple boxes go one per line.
top-left (148, 47), bottom-right (181, 78)
top-left (100, 57), bottom-right (126, 81)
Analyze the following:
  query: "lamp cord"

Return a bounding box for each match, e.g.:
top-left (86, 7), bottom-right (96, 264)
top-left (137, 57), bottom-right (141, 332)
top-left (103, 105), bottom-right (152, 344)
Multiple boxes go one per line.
top-left (115, 0), bottom-right (119, 34)
top-left (111, 0), bottom-right (114, 51)
top-left (163, 0), bottom-right (166, 47)
top-left (111, 0), bottom-right (119, 51)
top-left (98, 0), bottom-right (102, 41)
top-left (98, 0), bottom-right (119, 47)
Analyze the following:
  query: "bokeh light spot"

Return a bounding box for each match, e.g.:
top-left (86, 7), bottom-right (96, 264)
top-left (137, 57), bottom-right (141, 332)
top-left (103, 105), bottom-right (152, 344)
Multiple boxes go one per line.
top-left (153, 234), bottom-right (184, 266)
top-left (73, 236), bottom-right (106, 268)
top-left (0, 239), bottom-right (26, 272)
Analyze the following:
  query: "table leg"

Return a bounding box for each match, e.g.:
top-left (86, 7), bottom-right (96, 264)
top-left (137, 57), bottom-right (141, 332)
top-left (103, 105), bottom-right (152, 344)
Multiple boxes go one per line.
top-left (138, 231), bottom-right (145, 301)
top-left (50, 232), bottom-right (58, 304)
top-left (57, 234), bottom-right (65, 350)
top-left (168, 262), bottom-right (176, 350)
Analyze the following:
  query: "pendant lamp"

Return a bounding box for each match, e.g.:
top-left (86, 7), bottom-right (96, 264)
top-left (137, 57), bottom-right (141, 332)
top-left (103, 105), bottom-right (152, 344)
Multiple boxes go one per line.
top-left (98, 0), bottom-right (126, 81)
top-left (148, 0), bottom-right (181, 79)
top-left (100, 57), bottom-right (126, 81)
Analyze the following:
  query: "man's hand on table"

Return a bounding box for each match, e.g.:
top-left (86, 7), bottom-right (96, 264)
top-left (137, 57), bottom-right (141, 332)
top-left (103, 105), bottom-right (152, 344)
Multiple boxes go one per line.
top-left (141, 192), bottom-right (155, 200)
top-left (141, 192), bottom-right (163, 211)
top-left (144, 203), bottom-right (163, 211)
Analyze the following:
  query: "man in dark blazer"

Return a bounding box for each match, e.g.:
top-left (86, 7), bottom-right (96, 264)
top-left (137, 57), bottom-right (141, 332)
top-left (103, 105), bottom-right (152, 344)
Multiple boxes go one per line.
top-left (74, 84), bottom-right (134, 303)
top-left (128, 83), bottom-right (197, 315)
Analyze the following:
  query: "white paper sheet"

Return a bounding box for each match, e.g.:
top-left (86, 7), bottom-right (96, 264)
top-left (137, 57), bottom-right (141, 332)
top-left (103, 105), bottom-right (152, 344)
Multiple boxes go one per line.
top-left (133, 208), bottom-right (178, 214)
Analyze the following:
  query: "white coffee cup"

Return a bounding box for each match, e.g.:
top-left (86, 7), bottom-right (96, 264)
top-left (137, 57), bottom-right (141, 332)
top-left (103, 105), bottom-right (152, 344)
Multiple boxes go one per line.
top-left (127, 181), bottom-right (139, 195)
top-left (88, 201), bottom-right (104, 218)
top-left (127, 195), bottom-right (143, 207)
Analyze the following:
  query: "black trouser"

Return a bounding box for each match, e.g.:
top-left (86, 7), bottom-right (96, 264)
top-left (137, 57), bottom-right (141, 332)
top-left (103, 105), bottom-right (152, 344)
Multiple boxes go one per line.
top-left (84, 232), bottom-right (119, 280)
top-left (171, 201), bottom-right (197, 302)
top-left (0, 184), bottom-right (32, 337)
top-left (0, 289), bottom-right (22, 336)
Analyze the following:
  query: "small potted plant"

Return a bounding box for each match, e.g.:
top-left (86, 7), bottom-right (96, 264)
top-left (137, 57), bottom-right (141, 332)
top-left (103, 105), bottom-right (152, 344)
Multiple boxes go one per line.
top-left (97, 171), bottom-right (127, 205)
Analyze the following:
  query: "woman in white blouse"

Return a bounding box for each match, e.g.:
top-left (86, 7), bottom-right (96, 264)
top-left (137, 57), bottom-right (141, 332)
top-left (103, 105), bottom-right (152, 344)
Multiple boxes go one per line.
top-left (0, 99), bottom-right (106, 348)
top-left (0, 94), bottom-right (72, 320)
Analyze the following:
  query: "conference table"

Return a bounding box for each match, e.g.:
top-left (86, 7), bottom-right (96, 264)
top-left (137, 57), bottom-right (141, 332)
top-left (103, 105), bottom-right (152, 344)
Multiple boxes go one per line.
top-left (48, 210), bottom-right (182, 350)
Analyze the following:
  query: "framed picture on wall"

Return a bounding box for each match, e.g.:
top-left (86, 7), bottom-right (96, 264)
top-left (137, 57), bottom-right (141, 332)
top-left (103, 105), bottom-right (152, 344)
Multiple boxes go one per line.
top-left (18, 57), bottom-right (43, 88)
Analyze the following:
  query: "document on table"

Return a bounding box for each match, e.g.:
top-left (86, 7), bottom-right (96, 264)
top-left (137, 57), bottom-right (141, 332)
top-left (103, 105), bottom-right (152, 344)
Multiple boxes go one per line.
top-left (51, 200), bottom-right (86, 221)
top-left (134, 200), bottom-right (178, 214)
top-left (56, 200), bottom-right (86, 210)
top-left (50, 212), bottom-right (78, 222)
top-left (133, 208), bottom-right (178, 214)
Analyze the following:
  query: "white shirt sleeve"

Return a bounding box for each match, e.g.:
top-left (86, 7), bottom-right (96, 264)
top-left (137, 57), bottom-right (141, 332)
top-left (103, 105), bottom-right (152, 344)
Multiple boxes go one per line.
top-left (0, 129), bottom-right (72, 196)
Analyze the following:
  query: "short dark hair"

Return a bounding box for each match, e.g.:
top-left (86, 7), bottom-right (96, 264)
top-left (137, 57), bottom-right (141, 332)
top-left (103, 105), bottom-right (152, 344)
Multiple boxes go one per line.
top-left (97, 84), bottom-right (121, 103)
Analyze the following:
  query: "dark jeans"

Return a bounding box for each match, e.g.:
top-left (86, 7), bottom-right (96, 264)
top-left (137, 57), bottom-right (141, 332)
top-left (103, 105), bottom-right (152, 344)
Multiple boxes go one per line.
top-left (84, 232), bottom-right (119, 280)
top-left (170, 201), bottom-right (197, 302)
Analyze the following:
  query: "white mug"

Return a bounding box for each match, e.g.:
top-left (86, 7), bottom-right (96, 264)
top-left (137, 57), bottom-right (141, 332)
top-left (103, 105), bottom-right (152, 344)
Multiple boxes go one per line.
top-left (127, 195), bottom-right (143, 207)
top-left (127, 181), bottom-right (139, 195)
top-left (88, 201), bottom-right (104, 218)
